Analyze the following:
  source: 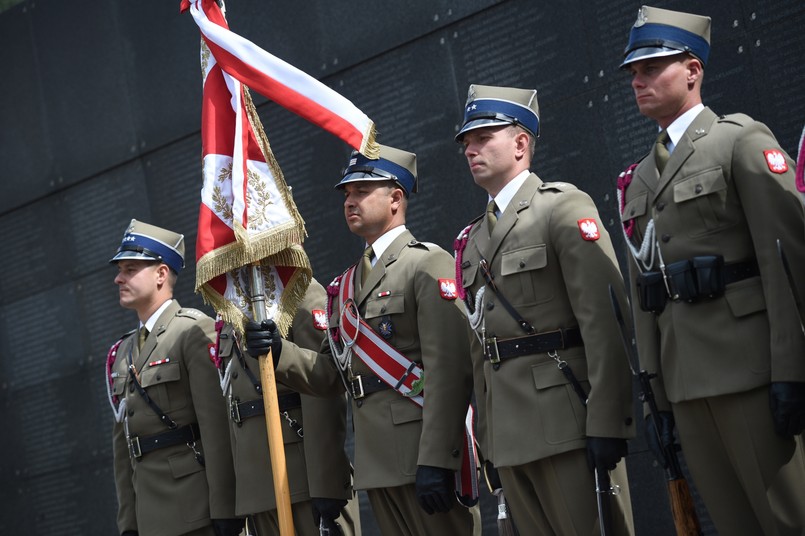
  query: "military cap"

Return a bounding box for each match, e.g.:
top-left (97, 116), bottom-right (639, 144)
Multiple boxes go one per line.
top-left (456, 84), bottom-right (540, 141)
top-left (621, 5), bottom-right (711, 68)
top-left (335, 144), bottom-right (418, 196)
top-left (109, 219), bottom-right (185, 273)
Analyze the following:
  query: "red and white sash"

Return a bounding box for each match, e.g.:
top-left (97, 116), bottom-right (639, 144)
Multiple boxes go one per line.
top-left (327, 263), bottom-right (479, 505)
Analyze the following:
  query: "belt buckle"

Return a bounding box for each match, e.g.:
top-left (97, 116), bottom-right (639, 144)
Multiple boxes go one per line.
top-left (351, 375), bottom-right (365, 399)
top-left (229, 397), bottom-right (242, 424)
top-left (486, 337), bottom-right (501, 365)
top-left (128, 435), bottom-right (142, 459)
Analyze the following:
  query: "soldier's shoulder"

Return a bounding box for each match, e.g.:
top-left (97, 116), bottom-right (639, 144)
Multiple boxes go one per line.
top-left (176, 307), bottom-right (213, 322)
top-left (539, 181), bottom-right (579, 193)
top-left (716, 112), bottom-right (754, 127)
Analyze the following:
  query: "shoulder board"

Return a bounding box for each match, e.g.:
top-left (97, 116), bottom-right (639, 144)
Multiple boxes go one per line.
top-left (717, 113), bottom-right (752, 127)
top-left (176, 308), bottom-right (206, 320)
top-left (407, 239), bottom-right (438, 250)
top-left (539, 181), bottom-right (578, 192)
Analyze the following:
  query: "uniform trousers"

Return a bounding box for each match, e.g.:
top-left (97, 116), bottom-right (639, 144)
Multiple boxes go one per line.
top-left (248, 499), bottom-right (361, 536)
top-left (673, 385), bottom-right (805, 536)
top-left (498, 448), bottom-right (633, 536)
top-left (366, 484), bottom-right (480, 536)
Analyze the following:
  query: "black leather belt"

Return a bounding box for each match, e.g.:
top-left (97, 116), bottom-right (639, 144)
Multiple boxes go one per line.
top-left (484, 327), bottom-right (583, 365)
top-left (230, 392), bottom-right (302, 424)
top-left (723, 258), bottom-right (760, 284)
top-left (128, 423), bottom-right (200, 459)
top-left (349, 373), bottom-right (392, 399)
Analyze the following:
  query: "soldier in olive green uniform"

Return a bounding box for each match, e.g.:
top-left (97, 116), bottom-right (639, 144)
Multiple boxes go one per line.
top-left (454, 85), bottom-right (635, 535)
top-left (106, 220), bottom-right (241, 536)
top-left (217, 278), bottom-right (360, 535)
top-left (247, 146), bottom-right (481, 536)
top-left (618, 6), bottom-right (805, 534)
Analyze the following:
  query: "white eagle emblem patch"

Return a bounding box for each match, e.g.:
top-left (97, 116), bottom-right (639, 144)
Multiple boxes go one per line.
top-left (439, 279), bottom-right (458, 300)
top-left (577, 218), bottom-right (600, 241)
top-left (764, 149), bottom-right (788, 174)
top-left (312, 309), bottom-right (328, 331)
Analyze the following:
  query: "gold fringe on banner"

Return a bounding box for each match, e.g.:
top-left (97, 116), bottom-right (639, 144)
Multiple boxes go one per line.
top-left (361, 123), bottom-right (380, 160)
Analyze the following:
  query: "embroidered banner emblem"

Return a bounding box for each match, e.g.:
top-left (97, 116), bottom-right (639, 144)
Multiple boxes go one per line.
top-left (764, 149), bottom-right (788, 174)
top-left (578, 218), bottom-right (600, 241)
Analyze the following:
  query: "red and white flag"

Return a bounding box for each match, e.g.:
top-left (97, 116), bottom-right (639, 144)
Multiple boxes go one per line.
top-left (182, 0), bottom-right (378, 334)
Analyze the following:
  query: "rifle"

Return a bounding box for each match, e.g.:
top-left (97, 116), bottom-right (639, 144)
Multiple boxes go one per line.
top-left (608, 285), bottom-right (701, 536)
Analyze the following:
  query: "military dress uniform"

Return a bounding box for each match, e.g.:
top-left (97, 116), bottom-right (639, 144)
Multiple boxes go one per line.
top-left (218, 278), bottom-right (359, 536)
top-left (107, 220), bottom-right (237, 536)
top-left (619, 7), bottom-right (805, 535)
top-left (455, 85), bottom-right (635, 535)
top-left (274, 146), bottom-right (480, 536)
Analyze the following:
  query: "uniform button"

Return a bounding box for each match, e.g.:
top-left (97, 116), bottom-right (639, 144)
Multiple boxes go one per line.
top-left (232, 371), bottom-right (239, 379)
top-left (129, 385), bottom-right (135, 393)
top-left (625, 417), bottom-right (633, 426)
top-left (629, 208), bottom-right (635, 216)
top-left (661, 234), bottom-right (671, 243)
top-left (656, 202), bottom-right (665, 211)
top-left (486, 301), bottom-right (495, 311)
top-left (128, 409), bottom-right (134, 417)
top-left (356, 400), bottom-right (363, 408)
top-left (451, 449), bottom-right (460, 457)
top-left (518, 260), bottom-right (526, 268)
top-left (380, 306), bottom-right (387, 313)
top-left (694, 185), bottom-right (703, 194)
top-left (156, 375), bottom-right (161, 381)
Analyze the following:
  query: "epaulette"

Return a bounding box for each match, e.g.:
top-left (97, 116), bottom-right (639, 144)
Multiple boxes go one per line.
top-left (177, 308), bottom-right (205, 320)
top-left (717, 113), bottom-right (751, 127)
top-left (539, 181), bottom-right (578, 192)
top-left (407, 239), bottom-right (435, 250)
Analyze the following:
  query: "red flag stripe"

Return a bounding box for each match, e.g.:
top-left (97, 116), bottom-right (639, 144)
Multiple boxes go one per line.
top-left (188, 0), bottom-right (374, 154)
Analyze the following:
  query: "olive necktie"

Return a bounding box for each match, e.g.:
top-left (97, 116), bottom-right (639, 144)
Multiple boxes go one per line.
top-left (138, 327), bottom-right (149, 351)
top-left (486, 200), bottom-right (498, 235)
top-left (655, 129), bottom-right (670, 174)
top-left (360, 246), bottom-right (374, 287)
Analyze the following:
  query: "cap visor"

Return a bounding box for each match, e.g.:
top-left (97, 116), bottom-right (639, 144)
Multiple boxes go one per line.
top-left (109, 251), bottom-right (158, 264)
top-left (455, 118), bottom-right (513, 141)
top-left (620, 47), bottom-right (683, 68)
top-left (334, 172), bottom-right (396, 190)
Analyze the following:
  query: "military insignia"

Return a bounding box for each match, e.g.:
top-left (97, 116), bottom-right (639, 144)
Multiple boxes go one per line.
top-left (577, 218), bottom-right (600, 241)
top-left (439, 278), bottom-right (458, 300)
top-left (405, 372), bottom-right (425, 397)
top-left (378, 315), bottom-right (394, 339)
top-left (634, 7), bottom-right (648, 27)
top-left (208, 343), bottom-right (217, 364)
top-left (377, 290), bottom-right (391, 297)
top-left (148, 358), bottom-right (171, 367)
top-left (764, 149), bottom-right (788, 174)
top-left (312, 309), bottom-right (328, 330)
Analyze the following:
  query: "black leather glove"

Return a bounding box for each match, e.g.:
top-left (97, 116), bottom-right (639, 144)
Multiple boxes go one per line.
top-left (415, 465), bottom-right (455, 515)
top-left (311, 497), bottom-right (347, 534)
top-left (645, 411), bottom-right (676, 468)
top-left (245, 319), bottom-right (282, 363)
top-left (586, 436), bottom-right (628, 472)
top-left (121, 532), bottom-right (138, 536)
top-left (211, 518), bottom-right (245, 536)
top-left (770, 381), bottom-right (805, 437)
top-left (482, 460), bottom-right (502, 493)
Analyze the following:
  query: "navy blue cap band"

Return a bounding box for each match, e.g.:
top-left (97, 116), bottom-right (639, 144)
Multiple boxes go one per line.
top-left (117, 234), bottom-right (184, 273)
top-left (626, 23), bottom-right (710, 64)
top-left (463, 99), bottom-right (540, 137)
top-left (340, 154), bottom-right (417, 195)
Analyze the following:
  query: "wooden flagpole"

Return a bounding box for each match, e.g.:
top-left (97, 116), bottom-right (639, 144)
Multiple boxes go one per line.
top-left (250, 263), bottom-right (295, 535)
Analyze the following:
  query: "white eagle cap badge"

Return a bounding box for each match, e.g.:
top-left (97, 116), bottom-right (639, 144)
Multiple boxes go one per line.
top-left (634, 7), bottom-right (648, 28)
